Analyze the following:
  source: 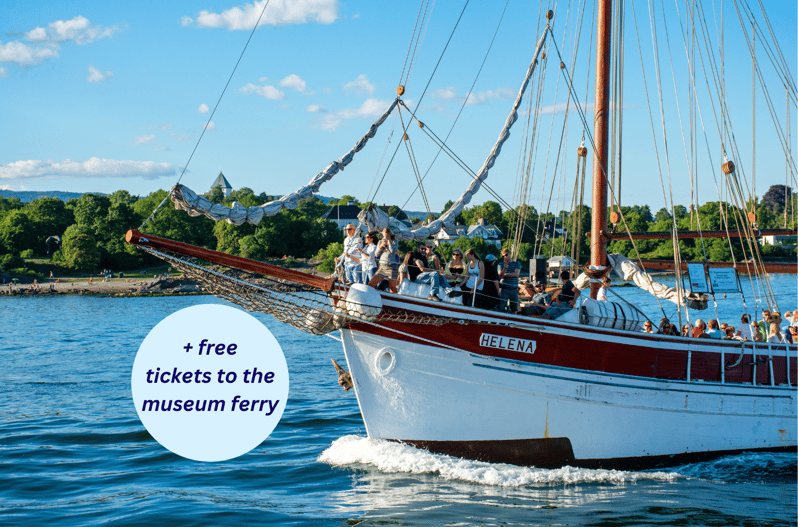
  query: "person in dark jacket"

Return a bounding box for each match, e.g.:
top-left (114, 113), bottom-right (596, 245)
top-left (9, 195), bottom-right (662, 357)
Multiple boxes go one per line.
top-left (481, 254), bottom-right (501, 310)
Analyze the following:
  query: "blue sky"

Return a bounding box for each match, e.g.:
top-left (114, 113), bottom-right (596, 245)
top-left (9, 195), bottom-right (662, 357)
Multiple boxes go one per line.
top-left (1, 0), bottom-right (795, 217)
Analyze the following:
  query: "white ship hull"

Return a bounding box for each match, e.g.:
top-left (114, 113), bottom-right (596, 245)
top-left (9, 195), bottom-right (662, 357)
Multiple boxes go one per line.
top-left (340, 294), bottom-right (797, 469)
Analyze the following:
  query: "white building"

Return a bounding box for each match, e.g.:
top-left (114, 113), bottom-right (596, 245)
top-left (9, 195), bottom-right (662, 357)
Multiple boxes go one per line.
top-left (435, 218), bottom-right (503, 247)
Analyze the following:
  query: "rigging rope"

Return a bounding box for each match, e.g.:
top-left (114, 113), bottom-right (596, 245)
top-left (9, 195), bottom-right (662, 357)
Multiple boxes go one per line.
top-left (140, 0), bottom-right (273, 230)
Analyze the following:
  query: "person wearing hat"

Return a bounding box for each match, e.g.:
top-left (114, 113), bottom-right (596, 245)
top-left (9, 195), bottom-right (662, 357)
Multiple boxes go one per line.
top-left (497, 248), bottom-right (521, 313)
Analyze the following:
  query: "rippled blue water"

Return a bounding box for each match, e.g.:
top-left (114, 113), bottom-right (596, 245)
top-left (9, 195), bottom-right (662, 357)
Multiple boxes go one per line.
top-left (0, 274), bottom-right (795, 526)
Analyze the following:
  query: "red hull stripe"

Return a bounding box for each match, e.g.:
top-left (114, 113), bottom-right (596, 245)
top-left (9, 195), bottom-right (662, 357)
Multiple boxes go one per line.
top-left (350, 312), bottom-right (798, 386)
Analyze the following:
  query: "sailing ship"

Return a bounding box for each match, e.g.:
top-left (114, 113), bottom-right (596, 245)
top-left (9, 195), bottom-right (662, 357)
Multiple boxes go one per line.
top-left (127, 1), bottom-right (796, 468)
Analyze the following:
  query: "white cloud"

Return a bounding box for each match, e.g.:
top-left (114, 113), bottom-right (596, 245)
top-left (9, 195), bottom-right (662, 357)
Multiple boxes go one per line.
top-left (306, 104), bottom-right (325, 113)
top-left (133, 134), bottom-right (156, 145)
top-left (2, 16), bottom-right (117, 68)
top-left (205, 121), bottom-right (216, 132)
top-left (158, 123), bottom-right (173, 131)
top-left (315, 98), bottom-right (392, 131)
top-left (343, 73), bottom-right (375, 95)
top-left (25, 27), bottom-right (47, 41)
top-left (431, 87), bottom-right (458, 101)
top-left (240, 82), bottom-right (285, 100)
top-left (171, 133), bottom-right (189, 142)
top-left (0, 41), bottom-right (59, 65)
top-left (152, 146), bottom-right (170, 152)
top-left (87, 65), bottom-right (112, 83)
top-left (26, 16), bottom-right (118, 45)
top-left (465, 87), bottom-right (515, 106)
top-left (0, 67), bottom-right (6, 78)
top-left (279, 73), bottom-right (306, 92)
top-left (198, 103), bottom-right (210, 114)
top-left (183, 0), bottom-right (339, 30)
top-left (0, 158), bottom-right (178, 181)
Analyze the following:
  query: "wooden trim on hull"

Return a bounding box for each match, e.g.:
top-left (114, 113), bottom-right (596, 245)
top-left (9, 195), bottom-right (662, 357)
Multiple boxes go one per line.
top-left (398, 438), bottom-right (796, 470)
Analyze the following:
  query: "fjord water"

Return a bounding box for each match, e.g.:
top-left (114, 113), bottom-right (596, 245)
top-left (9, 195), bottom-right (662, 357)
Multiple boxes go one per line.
top-left (0, 274), bottom-right (795, 526)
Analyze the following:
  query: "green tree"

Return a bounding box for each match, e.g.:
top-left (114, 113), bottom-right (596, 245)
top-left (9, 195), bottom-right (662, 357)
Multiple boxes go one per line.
top-left (60, 224), bottom-right (101, 270)
top-left (132, 190), bottom-right (216, 249)
top-left (0, 210), bottom-right (38, 255)
top-left (108, 190), bottom-right (139, 206)
top-left (22, 197), bottom-right (74, 255)
top-left (315, 242), bottom-right (344, 273)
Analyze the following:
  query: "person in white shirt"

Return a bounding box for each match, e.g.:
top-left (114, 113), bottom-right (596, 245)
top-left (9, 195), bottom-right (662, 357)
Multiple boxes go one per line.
top-left (335, 224), bottom-right (363, 284)
top-left (736, 314), bottom-right (755, 341)
top-left (357, 231), bottom-right (378, 285)
top-left (767, 322), bottom-right (785, 344)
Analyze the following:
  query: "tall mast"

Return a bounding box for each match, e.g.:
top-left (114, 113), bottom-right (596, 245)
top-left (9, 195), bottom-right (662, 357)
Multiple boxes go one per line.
top-left (589, 0), bottom-right (613, 299)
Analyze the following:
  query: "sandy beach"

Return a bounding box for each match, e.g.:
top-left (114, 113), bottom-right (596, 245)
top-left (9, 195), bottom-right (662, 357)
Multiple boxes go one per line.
top-left (1, 276), bottom-right (205, 297)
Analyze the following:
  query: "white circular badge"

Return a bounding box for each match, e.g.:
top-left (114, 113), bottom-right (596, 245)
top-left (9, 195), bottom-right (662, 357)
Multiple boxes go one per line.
top-left (131, 304), bottom-right (289, 461)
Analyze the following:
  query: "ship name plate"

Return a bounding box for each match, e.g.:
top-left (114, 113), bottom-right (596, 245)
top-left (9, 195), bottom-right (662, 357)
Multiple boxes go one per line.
top-left (479, 333), bottom-right (536, 354)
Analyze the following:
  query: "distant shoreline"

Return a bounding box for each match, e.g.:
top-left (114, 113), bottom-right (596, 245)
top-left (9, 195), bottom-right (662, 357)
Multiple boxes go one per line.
top-left (1, 276), bottom-right (206, 298)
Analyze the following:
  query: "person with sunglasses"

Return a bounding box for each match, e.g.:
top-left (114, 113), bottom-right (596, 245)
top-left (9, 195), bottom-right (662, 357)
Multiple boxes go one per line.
top-left (334, 224), bottom-right (363, 284)
top-left (444, 249), bottom-right (465, 286)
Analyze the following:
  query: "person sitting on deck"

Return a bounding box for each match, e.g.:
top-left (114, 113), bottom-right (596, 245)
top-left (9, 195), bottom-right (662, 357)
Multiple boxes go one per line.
top-left (518, 281), bottom-right (551, 316)
top-left (692, 319), bottom-right (707, 338)
top-left (736, 314), bottom-right (755, 341)
top-left (658, 318), bottom-right (671, 334)
top-left (756, 309), bottom-right (772, 341)
top-left (768, 322), bottom-right (785, 344)
top-left (444, 249), bottom-right (466, 286)
top-left (786, 326), bottom-right (797, 344)
top-left (557, 270), bottom-right (581, 307)
top-left (705, 319), bottom-right (723, 339)
top-left (642, 321), bottom-right (654, 333)
top-left (412, 243), bottom-right (450, 302)
top-left (681, 324), bottom-right (692, 337)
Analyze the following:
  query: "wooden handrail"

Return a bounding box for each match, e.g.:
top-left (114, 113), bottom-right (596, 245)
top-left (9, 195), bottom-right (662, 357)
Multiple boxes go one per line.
top-left (125, 229), bottom-right (336, 291)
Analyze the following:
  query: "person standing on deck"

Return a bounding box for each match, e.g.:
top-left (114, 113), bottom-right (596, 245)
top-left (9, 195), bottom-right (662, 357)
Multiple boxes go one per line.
top-left (335, 224), bottom-right (363, 284)
top-left (497, 248), bottom-right (521, 313)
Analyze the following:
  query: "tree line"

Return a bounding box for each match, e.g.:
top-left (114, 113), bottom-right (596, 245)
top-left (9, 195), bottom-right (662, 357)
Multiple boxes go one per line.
top-left (0, 184), bottom-right (793, 275)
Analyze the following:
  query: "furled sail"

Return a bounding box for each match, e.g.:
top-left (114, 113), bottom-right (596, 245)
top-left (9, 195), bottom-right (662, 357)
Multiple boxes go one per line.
top-left (169, 99), bottom-right (400, 225)
top-left (574, 254), bottom-right (709, 309)
top-left (360, 28), bottom-right (550, 241)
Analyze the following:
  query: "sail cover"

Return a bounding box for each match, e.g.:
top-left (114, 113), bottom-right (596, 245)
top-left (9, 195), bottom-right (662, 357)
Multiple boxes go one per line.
top-left (170, 99), bottom-right (399, 225)
top-left (574, 254), bottom-right (709, 308)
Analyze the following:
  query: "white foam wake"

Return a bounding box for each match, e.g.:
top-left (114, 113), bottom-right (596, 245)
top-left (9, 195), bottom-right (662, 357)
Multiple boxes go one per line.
top-left (318, 435), bottom-right (681, 486)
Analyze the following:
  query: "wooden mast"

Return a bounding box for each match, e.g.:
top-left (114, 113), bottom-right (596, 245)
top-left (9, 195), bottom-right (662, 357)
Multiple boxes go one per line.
top-left (589, 0), bottom-right (613, 299)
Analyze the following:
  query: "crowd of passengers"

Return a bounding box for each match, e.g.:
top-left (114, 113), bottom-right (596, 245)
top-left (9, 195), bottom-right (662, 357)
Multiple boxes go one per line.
top-left (334, 224), bottom-right (579, 317)
top-left (334, 224), bottom-right (797, 344)
top-left (643, 309), bottom-right (797, 344)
